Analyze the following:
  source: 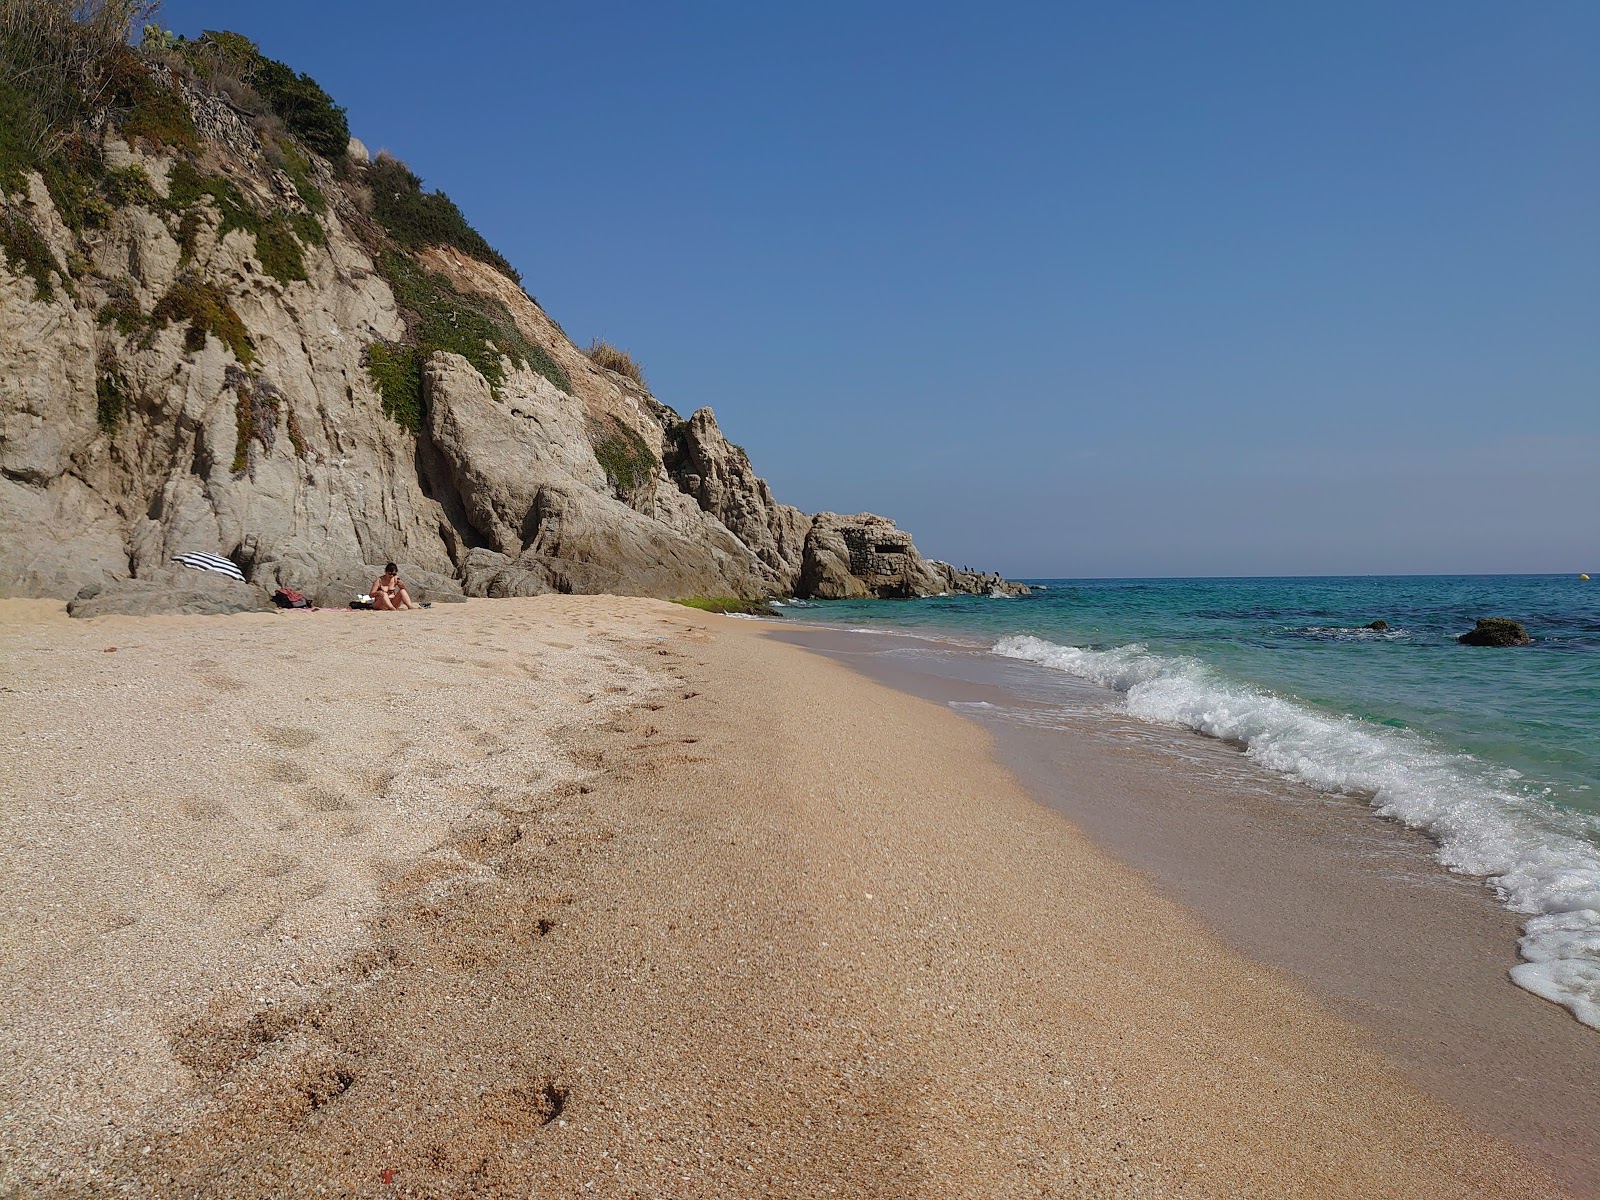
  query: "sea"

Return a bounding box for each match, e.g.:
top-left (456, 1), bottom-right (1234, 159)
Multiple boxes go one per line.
top-left (770, 574), bottom-right (1600, 1030)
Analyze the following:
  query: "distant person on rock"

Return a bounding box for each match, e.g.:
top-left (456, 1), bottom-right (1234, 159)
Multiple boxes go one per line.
top-left (371, 562), bottom-right (417, 611)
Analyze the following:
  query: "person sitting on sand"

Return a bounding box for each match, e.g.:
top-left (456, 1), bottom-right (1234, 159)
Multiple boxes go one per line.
top-left (371, 562), bottom-right (417, 611)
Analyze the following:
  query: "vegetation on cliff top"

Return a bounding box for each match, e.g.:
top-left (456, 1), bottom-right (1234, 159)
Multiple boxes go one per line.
top-left (172, 29), bottom-right (348, 158)
top-left (365, 154), bottom-right (521, 285)
top-left (0, 3), bottom-right (595, 453)
top-left (1, 4), bottom-right (330, 301)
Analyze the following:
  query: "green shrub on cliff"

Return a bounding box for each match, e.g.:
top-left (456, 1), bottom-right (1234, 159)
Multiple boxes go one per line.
top-left (106, 48), bottom-right (197, 149)
top-left (177, 30), bottom-right (348, 158)
top-left (95, 358), bottom-right (127, 432)
top-left (151, 274), bottom-right (254, 364)
top-left (366, 154), bottom-right (521, 285)
top-left (165, 159), bottom-right (310, 283)
top-left (0, 205), bottom-right (60, 298)
top-left (366, 249), bottom-right (567, 434)
top-left (590, 416), bottom-right (657, 494)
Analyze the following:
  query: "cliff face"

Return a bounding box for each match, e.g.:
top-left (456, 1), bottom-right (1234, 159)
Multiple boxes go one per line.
top-left (0, 57), bottom-right (1016, 611)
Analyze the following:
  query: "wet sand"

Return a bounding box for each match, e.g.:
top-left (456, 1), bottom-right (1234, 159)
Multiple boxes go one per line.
top-left (0, 597), bottom-right (1577, 1197)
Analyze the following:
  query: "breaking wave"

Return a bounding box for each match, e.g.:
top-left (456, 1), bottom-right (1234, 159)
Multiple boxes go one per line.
top-left (992, 633), bottom-right (1600, 1028)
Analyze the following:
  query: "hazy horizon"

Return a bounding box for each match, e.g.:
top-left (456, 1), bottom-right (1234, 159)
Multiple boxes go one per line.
top-left (155, 0), bottom-right (1599, 578)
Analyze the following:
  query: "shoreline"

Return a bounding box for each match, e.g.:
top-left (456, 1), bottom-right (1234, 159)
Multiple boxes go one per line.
top-left (766, 620), bottom-right (1600, 1195)
top-left (0, 598), bottom-right (1577, 1196)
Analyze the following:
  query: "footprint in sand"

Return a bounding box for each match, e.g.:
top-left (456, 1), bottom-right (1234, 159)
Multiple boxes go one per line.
top-left (258, 726), bottom-right (320, 750)
top-left (298, 786), bottom-right (354, 813)
top-left (263, 757), bottom-right (312, 785)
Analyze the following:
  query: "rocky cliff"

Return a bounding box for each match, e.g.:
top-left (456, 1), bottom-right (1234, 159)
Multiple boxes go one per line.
top-left (0, 27), bottom-right (1020, 612)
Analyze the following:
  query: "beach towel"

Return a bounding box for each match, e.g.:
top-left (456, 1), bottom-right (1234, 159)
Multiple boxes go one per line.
top-left (170, 552), bottom-right (246, 582)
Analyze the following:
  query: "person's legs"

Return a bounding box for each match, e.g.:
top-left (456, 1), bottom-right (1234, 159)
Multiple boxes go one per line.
top-left (396, 587), bottom-right (417, 610)
top-left (372, 591), bottom-right (396, 611)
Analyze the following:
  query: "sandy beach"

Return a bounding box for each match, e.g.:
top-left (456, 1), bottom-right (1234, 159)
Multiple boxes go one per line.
top-left (0, 597), bottom-right (1576, 1198)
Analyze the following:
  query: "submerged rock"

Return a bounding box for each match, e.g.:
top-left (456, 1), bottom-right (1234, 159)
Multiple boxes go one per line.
top-left (1367, 620), bottom-right (1389, 631)
top-left (1457, 618), bottom-right (1533, 647)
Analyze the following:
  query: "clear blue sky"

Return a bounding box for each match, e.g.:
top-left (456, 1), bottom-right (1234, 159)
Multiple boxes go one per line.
top-left (158, 1), bottom-right (1598, 577)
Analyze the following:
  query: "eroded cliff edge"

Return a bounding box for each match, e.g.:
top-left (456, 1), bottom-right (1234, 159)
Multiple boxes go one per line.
top-left (0, 26), bottom-right (1021, 611)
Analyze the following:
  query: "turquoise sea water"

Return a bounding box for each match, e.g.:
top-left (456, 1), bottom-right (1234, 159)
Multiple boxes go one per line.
top-left (777, 575), bottom-right (1600, 1027)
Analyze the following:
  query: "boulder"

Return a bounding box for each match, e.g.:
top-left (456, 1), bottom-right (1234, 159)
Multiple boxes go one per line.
top-left (308, 563), bottom-right (466, 609)
top-left (66, 572), bottom-right (273, 618)
top-left (458, 547), bottom-right (549, 598)
top-left (1367, 620), bottom-right (1389, 631)
top-left (1457, 618), bottom-right (1532, 647)
top-left (799, 513), bottom-right (948, 600)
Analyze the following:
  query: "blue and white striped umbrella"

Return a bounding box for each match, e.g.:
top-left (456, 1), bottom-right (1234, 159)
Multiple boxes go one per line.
top-left (170, 552), bottom-right (246, 583)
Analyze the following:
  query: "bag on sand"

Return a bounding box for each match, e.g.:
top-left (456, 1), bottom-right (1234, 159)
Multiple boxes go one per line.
top-left (272, 588), bottom-right (309, 609)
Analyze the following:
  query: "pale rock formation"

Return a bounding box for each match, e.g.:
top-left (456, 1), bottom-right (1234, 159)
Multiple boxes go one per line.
top-left (0, 98), bottom-right (1024, 612)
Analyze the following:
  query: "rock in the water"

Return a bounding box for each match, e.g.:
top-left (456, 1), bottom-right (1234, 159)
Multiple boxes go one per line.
top-left (1367, 620), bottom-right (1389, 631)
top-left (1457, 618), bottom-right (1532, 647)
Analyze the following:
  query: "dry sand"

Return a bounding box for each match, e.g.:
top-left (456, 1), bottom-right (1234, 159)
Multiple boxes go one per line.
top-left (0, 596), bottom-right (1574, 1198)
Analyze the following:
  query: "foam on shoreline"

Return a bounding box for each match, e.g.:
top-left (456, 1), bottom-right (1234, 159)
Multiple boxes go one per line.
top-left (993, 633), bottom-right (1600, 1028)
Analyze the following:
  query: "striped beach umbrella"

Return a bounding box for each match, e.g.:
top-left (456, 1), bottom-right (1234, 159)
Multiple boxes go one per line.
top-left (170, 552), bottom-right (246, 583)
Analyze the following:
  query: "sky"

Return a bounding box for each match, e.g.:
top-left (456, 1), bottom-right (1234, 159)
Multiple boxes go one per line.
top-left (156, 0), bottom-right (1599, 577)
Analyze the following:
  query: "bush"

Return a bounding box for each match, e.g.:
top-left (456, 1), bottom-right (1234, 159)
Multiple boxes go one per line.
top-left (0, 0), bottom-right (158, 179)
top-left (151, 273), bottom-right (253, 364)
top-left (252, 54), bottom-right (347, 158)
top-left (106, 48), bottom-right (196, 149)
top-left (97, 279), bottom-right (144, 334)
top-left (0, 205), bottom-right (59, 298)
top-left (272, 139), bottom-right (324, 212)
top-left (366, 249), bottom-right (566, 433)
top-left (366, 154), bottom-right (521, 284)
top-left (364, 341), bottom-right (423, 433)
top-left (226, 362), bottom-right (286, 472)
top-left (95, 357), bottom-right (127, 431)
top-left (584, 338), bottom-right (646, 388)
top-left (180, 30), bottom-right (348, 158)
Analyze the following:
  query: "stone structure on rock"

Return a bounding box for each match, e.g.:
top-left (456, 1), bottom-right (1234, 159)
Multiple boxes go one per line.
top-left (0, 62), bottom-right (1024, 614)
top-left (800, 513), bottom-right (1028, 600)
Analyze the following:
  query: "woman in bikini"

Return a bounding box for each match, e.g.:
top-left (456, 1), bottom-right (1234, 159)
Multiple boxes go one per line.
top-left (370, 562), bottom-right (418, 610)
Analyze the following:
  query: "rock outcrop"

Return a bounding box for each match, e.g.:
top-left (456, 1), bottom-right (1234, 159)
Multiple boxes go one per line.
top-left (799, 513), bottom-right (1029, 600)
top-left (0, 55), bottom-right (1023, 613)
top-left (1458, 618), bottom-right (1533, 647)
top-left (663, 407), bottom-right (810, 594)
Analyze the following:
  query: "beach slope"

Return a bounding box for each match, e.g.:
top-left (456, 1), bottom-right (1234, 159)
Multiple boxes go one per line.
top-left (0, 598), bottom-right (1567, 1197)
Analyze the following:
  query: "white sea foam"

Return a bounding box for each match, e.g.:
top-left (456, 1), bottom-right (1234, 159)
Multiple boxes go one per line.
top-left (1293, 625), bottom-right (1411, 642)
top-left (992, 633), bottom-right (1600, 1029)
